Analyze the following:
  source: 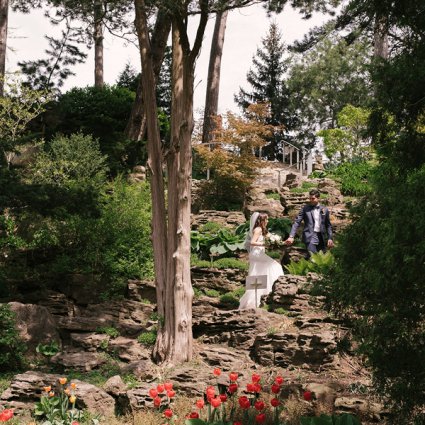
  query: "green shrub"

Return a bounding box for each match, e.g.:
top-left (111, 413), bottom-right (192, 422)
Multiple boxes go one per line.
top-left (193, 287), bottom-right (202, 298)
top-left (0, 305), bottom-right (26, 372)
top-left (96, 327), bottom-right (119, 338)
top-left (330, 162), bottom-right (425, 420)
top-left (36, 341), bottom-right (60, 357)
top-left (137, 331), bottom-right (157, 346)
top-left (219, 293), bottom-right (239, 308)
top-left (213, 258), bottom-right (248, 270)
top-left (27, 133), bottom-right (108, 217)
top-left (199, 221), bottom-right (222, 234)
top-left (48, 85), bottom-right (139, 173)
top-left (232, 286), bottom-right (246, 298)
top-left (265, 192), bottom-right (280, 200)
top-left (274, 307), bottom-right (289, 315)
top-left (327, 159), bottom-right (375, 196)
top-left (289, 181), bottom-right (316, 193)
top-left (196, 176), bottom-right (246, 211)
top-left (204, 289), bottom-right (221, 298)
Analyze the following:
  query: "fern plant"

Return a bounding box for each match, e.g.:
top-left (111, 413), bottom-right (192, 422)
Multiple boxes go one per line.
top-left (284, 251), bottom-right (335, 276)
top-left (309, 251), bottom-right (335, 274)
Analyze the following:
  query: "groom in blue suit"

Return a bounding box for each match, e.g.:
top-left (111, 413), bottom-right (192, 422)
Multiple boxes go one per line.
top-left (284, 189), bottom-right (334, 255)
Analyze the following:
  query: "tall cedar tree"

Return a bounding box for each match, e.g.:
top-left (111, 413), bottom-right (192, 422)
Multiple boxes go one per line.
top-left (234, 22), bottom-right (297, 159)
top-left (134, 0), bottom-right (344, 365)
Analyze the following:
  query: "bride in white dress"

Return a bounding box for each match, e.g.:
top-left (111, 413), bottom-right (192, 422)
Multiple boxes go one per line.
top-left (239, 212), bottom-right (284, 310)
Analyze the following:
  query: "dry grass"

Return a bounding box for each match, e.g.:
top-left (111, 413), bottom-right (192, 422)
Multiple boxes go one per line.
top-left (283, 395), bottom-right (310, 425)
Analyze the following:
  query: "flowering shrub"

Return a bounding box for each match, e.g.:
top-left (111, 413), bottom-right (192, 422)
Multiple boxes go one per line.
top-left (33, 377), bottom-right (98, 425)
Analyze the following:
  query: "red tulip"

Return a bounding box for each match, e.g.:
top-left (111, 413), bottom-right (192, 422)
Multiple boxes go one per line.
top-left (196, 399), bottom-right (205, 409)
top-left (149, 388), bottom-right (158, 398)
top-left (255, 413), bottom-right (266, 423)
top-left (229, 372), bottom-right (238, 382)
top-left (164, 382), bottom-right (173, 391)
top-left (228, 383), bottom-right (238, 393)
top-left (251, 373), bottom-right (261, 383)
top-left (271, 398), bottom-right (280, 407)
top-left (271, 384), bottom-right (281, 394)
top-left (153, 396), bottom-right (161, 407)
top-left (157, 384), bottom-right (165, 393)
top-left (246, 383), bottom-right (256, 392)
top-left (164, 408), bottom-right (173, 418)
top-left (233, 422), bottom-right (243, 425)
top-left (0, 409), bottom-right (14, 421)
top-left (71, 422), bottom-right (79, 425)
top-left (213, 368), bottom-right (221, 376)
top-left (253, 383), bottom-right (262, 393)
top-left (254, 400), bottom-right (265, 411)
top-left (211, 397), bottom-right (222, 408)
top-left (238, 396), bottom-right (250, 409)
top-left (275, 376), bottom-right (284, 385)
top-left (167, 390), bottom-right (176, 398)
top-left (219, 393), bottom-right (227, 402)
top-left (206, 385), bottom-right (215, 400)
top-left (187, 412), bottom-right (199, 419)
top-left (303, 391), bottom-right (312, 401)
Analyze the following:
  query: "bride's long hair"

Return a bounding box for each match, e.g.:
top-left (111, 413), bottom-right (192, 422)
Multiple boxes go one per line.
top-left (254, 213), bottom-right (268, 236)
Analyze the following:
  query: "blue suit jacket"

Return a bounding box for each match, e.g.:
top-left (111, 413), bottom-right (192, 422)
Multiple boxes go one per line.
top-left (289, 204), bottom-right (333, 243)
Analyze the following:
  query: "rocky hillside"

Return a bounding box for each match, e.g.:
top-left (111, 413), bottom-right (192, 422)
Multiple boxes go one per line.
top-left (0, 166), bottom-right (384, 424)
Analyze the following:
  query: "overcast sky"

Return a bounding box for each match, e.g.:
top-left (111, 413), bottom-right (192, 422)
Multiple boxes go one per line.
top-left (7, 3), bottom-right (330, 116)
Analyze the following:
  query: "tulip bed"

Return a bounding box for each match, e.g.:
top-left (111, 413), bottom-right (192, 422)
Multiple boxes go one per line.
top-left (0, 370), bottom-right (361, 424)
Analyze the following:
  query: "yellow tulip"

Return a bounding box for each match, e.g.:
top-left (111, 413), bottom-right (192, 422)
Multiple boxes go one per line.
top-left (64, 388), bottom-right (71, 395)
top-left (70, 382), bottom-right (77, 390)
top-left (59, 377), bottom-right (67, 385)
top-left (49, 391), bottom-right (55, 397)
top-left (43, 386), bottom-right (51, 393)
top-left (69, 395), bottom-right (76, 404)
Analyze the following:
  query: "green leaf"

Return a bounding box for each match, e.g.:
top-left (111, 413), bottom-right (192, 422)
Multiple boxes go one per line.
top-left (185, 419), bottom-right (207, 425)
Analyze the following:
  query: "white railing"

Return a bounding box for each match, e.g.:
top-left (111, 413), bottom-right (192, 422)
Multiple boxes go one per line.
top-left (198, 140), bottom-right (313, 180)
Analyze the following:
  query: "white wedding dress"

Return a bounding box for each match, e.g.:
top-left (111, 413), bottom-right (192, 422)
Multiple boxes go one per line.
top-left (238, 234), bottom-right (284, 309)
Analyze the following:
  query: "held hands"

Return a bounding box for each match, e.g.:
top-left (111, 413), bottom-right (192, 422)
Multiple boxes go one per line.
top-left (284, 237), bottom-right (294, 246)
top-left (327, 239), bottom-right (334, 249)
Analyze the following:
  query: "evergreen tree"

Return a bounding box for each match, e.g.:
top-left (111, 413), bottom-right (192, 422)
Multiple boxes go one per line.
top-left (234, 22), bottom-right (296, 159)
top-left (116, 61), bottom-right (139, 92)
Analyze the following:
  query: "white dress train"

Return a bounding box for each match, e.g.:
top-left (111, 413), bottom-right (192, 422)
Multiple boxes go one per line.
top-left (238, 234), bottom-right (284, 309)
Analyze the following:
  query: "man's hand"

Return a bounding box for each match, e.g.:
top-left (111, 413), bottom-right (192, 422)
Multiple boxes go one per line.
top-left (285, 236), bottom-right (294, 246)
top-left (327, 239), bottom-right (334, 249)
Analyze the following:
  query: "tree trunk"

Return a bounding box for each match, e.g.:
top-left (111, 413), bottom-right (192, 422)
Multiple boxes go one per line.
top-left (124, 77), bottom-right (147, 141)
top-left (134, 0), bottom-right (208, 364)
top-left (202, 9), bottom-right (228, 144)
top-left (125, 10), bottom-right (171, 141)
top-left (134, 0), bottom-right (168, 347)
top-left (93, 0), bottom-right (104, 87)
top-left (373, 15), bottom-right (388, 59)
top-left (0, 0), bottom-right (8, 97)
top-left (161, 20), bottom-right (194, 363)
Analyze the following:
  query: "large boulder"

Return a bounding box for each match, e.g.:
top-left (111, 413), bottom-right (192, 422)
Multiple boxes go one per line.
top-left (0, 371), bottom-right (115, 418)
top-left (8, 302), bottom-right (61, 352)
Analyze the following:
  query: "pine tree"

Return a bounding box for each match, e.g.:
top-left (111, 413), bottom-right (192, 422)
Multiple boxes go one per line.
top-left (234, 22), bottom-right (296, 159)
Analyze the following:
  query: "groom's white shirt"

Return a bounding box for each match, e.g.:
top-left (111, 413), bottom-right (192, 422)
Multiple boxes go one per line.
top-left (312, 204), bottom-right (321, 232)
